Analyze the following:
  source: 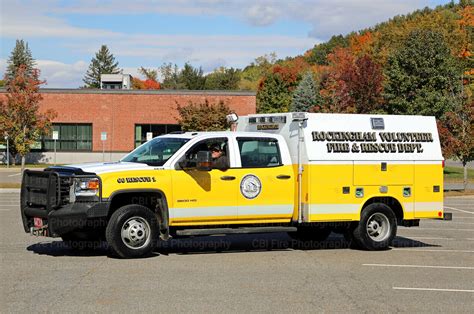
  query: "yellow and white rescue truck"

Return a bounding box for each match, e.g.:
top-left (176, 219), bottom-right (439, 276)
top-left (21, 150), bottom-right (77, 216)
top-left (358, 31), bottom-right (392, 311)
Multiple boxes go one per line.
top-left (21, 112), bottom-right (450, 258)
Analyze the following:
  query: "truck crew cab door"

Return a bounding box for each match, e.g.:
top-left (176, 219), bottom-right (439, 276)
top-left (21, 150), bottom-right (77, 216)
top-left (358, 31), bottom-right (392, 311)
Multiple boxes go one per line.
top-left (234, 136), bottom-right (295, 223)
top-left (170, 137), bottom-right (239, 225)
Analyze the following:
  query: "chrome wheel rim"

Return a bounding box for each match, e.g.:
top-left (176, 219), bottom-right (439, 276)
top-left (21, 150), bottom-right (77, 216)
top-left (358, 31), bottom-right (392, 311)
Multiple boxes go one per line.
top-left (121, 216), bottom-right (151, 249)
top-left (366, 213), bottom-right (390, 242)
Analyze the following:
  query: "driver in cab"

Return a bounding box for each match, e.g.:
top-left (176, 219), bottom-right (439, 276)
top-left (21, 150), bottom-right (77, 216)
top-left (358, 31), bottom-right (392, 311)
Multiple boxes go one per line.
top-left (210, 143), bottom-right (229, 170)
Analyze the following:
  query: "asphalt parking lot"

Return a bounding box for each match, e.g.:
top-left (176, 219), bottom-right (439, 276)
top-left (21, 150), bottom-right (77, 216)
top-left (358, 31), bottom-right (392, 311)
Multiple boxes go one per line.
top-left (0, 192), bottom-right (472, 312)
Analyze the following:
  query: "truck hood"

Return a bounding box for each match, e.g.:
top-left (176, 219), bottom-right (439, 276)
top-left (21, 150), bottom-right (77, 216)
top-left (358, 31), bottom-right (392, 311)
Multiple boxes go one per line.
top-left (49, 162), bottom-right (154, 175)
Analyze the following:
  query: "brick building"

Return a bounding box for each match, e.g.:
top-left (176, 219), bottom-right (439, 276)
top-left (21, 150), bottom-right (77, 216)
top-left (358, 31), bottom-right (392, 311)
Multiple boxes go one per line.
top-left (0, 89), bottom-right (256, 164)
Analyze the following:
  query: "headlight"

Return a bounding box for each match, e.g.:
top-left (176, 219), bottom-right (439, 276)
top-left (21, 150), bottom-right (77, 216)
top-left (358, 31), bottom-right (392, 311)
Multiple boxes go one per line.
top-left (75, 178), bottom-right (100, 196)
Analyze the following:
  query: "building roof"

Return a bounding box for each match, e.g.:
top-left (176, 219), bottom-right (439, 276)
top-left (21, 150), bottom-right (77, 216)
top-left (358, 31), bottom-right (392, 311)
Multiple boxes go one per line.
top-left (0, 88), bottom-right (256, 96)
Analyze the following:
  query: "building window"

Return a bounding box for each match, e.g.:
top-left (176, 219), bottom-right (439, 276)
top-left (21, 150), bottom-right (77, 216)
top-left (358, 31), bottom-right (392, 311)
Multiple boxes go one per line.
top-left (43, 124), bottom-right (92, 151)
top-left (135, 124), bottom-right (181, 148)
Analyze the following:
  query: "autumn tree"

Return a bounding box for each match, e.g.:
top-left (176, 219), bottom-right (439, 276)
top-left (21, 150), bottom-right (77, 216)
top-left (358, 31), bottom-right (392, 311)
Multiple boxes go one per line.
top-left (83, 45), bottom-right (120, 88)
top-left (138, 67), bottom-right (158, 81)
top-left (291, 71), bottom-right (322, 112)
top-left (384, 30), bottom-right (461, 118)
top-left (306, 35), bottom-right (349, 65)
top-left (176, 99), bottom-right (230, 131)
top-left (439, 100), bottom-right (474, 190)
top-left (0, 66), bottom-right (56, 171)
top-left (133, 67), bottom-right (161, 90)
top-left (319, 48), bottom-right (356, 113)
top-left (6, 39), bottom-right (36, 81)
top-left (239, 53), bottom-right (277, 90)
top-left (257, 57), bottom-right (309, 113)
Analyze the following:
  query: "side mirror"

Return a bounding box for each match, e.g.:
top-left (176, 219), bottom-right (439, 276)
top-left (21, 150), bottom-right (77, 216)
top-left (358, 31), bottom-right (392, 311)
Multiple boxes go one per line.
top-left (196, 151), bottom-right (212, 171)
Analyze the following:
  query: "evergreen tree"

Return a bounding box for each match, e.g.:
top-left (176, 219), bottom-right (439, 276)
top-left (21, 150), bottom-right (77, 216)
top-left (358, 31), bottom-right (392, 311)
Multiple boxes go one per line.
top-left (383, 30), bottom-right (461, 118)
top-left (291, 72), bottom-right (322, 112)
top-left (83, 45), bottom-right (120, 88)
top-left (179, 63), bottom-right (206, 90)
top-left (204, 67), bottom-right (241, 90)
top-left (6, 39), bottom-right (35, 81)
top-left (257, 74), bottom-right (293, 113)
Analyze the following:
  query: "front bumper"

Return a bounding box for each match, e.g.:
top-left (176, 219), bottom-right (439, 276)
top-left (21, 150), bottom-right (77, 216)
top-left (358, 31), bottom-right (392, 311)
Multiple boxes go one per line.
top-left (21, 169), bottom-right (108, 237)
top-left (21, 201), bottom-right (109, 237)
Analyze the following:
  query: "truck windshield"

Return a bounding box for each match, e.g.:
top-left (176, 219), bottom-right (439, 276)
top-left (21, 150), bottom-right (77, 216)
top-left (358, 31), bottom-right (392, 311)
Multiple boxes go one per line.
top-left (121, 138), bottom-right (189, 166)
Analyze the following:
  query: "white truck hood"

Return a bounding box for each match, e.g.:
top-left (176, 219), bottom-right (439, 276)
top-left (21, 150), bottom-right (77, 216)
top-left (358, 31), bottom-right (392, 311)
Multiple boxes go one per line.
top-left (60, 162), bottom-right (153, 175)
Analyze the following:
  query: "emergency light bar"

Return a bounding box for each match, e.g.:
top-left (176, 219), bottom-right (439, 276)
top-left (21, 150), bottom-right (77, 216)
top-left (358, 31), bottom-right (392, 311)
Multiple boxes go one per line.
top-left (249, 116), bottom-right (287, 124)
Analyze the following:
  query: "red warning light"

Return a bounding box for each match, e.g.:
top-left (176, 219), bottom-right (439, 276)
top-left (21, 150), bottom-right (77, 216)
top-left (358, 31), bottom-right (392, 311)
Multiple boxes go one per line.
top-left (438, 211), bottom-right (442, 217)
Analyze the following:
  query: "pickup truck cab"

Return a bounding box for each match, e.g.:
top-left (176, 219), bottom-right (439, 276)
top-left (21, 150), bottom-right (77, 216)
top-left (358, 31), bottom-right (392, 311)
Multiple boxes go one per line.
top-left (21, 113), bottom-right (449, 258)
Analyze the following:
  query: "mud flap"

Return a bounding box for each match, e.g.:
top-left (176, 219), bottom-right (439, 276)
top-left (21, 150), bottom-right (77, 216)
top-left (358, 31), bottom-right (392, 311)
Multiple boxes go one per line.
top-left (156, 198), bottom-right (170, 240)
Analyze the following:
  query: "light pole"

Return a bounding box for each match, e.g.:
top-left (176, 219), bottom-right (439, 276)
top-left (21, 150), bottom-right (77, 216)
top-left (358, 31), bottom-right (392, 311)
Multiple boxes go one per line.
top-left (4, 134), bottom-right (9, 168)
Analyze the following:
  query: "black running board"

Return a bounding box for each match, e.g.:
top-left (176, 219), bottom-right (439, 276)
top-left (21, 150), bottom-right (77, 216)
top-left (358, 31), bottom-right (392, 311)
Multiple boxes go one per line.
top-left (176, 226), bottom-right (297, 237)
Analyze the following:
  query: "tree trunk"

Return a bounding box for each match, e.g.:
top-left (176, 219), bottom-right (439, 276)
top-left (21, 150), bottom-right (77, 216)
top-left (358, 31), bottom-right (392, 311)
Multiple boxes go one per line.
top-left (21, 155), bottom-right (25, 174)
top-left (463, 161), bottom-right (468, 191)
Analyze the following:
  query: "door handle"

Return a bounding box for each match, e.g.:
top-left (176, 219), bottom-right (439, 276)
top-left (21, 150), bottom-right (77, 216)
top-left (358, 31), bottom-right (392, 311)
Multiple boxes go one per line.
top-left (220, 176), bottom-right (236, 181)
top-left (276, 175), bottom-right (291, 179)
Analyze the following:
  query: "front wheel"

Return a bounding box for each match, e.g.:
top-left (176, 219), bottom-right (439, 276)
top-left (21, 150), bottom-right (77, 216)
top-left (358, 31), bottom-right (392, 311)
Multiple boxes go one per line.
top-left (352, 203), bottom-right (397, 250)
top-left (106, 205), bottom-right (158, 258)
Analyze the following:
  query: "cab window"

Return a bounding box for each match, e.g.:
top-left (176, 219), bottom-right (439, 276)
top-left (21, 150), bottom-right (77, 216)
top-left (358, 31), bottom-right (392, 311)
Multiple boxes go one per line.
top-left (237, 137), bottom-right (281, 168)
top-left (178, 138), bottom-right (229, 169)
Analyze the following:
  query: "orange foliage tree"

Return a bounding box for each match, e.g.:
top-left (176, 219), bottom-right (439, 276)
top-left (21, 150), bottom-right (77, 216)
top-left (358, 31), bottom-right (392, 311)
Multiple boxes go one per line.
top-left (0, 65), bottom-right (56, 170)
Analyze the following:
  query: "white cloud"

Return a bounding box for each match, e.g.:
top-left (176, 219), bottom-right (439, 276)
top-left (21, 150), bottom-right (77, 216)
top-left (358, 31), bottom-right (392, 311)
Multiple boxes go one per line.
top-left (245, 3), bottom-right (281, 26)
top-left (1, 0), bottom-right (436, 87)
top-left (36, 60), bottom-right (88, 88)
top-left (2, 0), bottom-right (432, 40)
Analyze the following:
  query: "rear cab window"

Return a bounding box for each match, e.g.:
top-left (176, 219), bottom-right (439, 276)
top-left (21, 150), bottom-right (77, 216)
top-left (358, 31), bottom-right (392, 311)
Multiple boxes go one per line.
top-left (237, 137), bottom-right (282, 168)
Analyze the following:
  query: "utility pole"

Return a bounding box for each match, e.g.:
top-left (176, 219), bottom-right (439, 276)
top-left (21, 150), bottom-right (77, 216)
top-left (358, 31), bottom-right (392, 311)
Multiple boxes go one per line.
top-left (4, 134), bottom-right (9, 168)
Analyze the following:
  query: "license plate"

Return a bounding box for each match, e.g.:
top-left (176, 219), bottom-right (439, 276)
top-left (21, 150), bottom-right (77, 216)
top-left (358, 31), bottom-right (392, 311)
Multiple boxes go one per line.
top-left (33, 217), bottom-right (43, 228)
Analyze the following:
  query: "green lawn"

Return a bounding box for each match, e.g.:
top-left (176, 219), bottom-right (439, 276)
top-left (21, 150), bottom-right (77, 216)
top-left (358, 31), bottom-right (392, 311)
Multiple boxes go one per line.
top-left (444, 166), bottom-right (473, 183)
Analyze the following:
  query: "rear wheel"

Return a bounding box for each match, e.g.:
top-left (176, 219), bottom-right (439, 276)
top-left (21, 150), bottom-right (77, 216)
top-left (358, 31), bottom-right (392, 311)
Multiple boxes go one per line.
top-left (106, 204), bottom-right (158, 258)
top-left (352, 203), bottom-right (397, 250)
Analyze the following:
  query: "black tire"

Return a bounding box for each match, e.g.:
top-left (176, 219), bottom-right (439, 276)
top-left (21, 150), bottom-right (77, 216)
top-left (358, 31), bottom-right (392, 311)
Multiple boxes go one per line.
top-left (352, 203), bottom-right (397, 250)
top-left (288, 226), bottom-right (332, 242)
top-left (106, 204), bottom-right (158, 258)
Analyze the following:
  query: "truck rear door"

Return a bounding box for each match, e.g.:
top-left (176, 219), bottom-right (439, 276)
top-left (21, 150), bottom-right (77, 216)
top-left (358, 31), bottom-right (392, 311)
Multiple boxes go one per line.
top-left (233, 136), bottom-right (295, 223)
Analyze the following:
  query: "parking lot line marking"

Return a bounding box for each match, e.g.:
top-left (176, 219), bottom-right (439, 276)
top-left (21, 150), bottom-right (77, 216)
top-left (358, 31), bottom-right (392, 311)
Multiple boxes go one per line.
top-left (393, 248), bottom-right (474, 253)
top-left (445, 206), bottom-right (474, 215)
top-left (393, 287), bottom-right (474, 293)
top-left (7, 173), bottom-right (22, 177)
top-left (405, 227), bottom-right (474, 231)
top-left (401, 236), bottom-right (453, 240)
top-left (363, 264), bottom-right (474, 270)
top-left (423, 221), bottom-right (474, 225)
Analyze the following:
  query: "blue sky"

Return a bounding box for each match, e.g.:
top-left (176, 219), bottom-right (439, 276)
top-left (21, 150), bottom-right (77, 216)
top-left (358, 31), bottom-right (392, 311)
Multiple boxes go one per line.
top-left (0, 0), bottom-right (449, 87)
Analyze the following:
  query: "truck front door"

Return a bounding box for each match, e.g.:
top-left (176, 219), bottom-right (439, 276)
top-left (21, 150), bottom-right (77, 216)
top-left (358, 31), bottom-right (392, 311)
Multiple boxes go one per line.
top-left (170, 137), bottom-right (239, 225)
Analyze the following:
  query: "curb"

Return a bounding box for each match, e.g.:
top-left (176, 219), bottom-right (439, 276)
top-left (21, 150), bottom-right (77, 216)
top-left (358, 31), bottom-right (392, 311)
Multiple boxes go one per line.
top-left (0, 188), bottom-right (20, 193)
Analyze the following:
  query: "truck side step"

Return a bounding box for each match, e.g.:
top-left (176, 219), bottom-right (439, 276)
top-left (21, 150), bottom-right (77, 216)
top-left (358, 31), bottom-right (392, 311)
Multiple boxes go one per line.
top-left (176, 226), bottom-right (297, 237)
